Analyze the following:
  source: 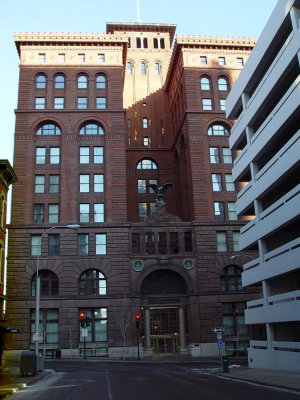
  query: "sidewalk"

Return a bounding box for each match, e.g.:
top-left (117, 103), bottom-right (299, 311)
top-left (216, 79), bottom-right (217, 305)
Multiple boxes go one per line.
top-left (1, 351), bottom-right (300, 397)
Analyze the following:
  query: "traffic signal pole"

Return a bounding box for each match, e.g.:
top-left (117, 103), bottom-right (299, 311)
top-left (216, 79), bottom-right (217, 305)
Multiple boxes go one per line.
top-left (136, 314), bottom-right (140, 360)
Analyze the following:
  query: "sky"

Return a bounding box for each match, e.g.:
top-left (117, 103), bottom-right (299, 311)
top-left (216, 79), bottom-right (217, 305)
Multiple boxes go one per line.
top-left (0, 0), bottom-right (278, 163)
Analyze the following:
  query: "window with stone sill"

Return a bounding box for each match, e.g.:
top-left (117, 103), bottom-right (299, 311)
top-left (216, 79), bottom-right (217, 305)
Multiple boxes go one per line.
top-left (35, 97), bottom-right (45, 109)
top-left (78, 308), bottom-right (107, 343)
top-left (34, 175), bottom-right (45, 193)
top-left (49, 175), bottom-right (59, 193)
top-left (96, 97), bottom-right (106, 109)
top-left (80, 203), bottom-right (90, 223)
top-left (95, 234), bottom-right (106, 255)
top-left (94, 203), bottom-right (104, 223)
top-left (50, 147), bottom-right (60, 164)
top-left (54, 97), bottom-right (64, 109)
top-left (77, 97), bottom-right (87, 109)
top-left (48, 204), bottom-right (59, 224)
top-left (202, 98), bottom-right (212, 110)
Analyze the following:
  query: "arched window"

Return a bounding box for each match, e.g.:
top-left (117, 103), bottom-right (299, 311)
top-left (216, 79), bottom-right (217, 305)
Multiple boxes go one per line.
top-left (79, 122), bottom-right (104, 135)
top-left (36, 75), bottom-right (46, 89)
top-left (127, 62), bottom-right (132, 75)
top-left (77, 75), bottom-right (88, 89)
top-left (79, 269), bottom-right (107, 296)
top-left (31, 270), bottom-right (59, 296)
top-left (36, 123), bottom-right (61, 135)
top-left (54, 75), bottom-right (65, 89)
top-left (218, 77), bottom-right (228, 91)
top-left (154, 63), bottom-right (160, 76)
top-left (137, 159), bottom-right (157, 169)
top-left (200, 77), bottom-right (210, 91)
top-left (220, 266), bottom-right (242, 292)
top-left (96, 75), bottom-right (106, 89)
top-left (141, 62), bottom-right (146, 75)
top-left (208, 124), bottom-right (230, 136)
top-left (142, 118), bottom-right (148, 128)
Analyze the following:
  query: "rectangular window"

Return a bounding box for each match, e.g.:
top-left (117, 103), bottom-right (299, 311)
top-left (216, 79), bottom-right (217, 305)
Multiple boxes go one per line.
top-left (202, 98), bottom-right (212, 110)
top-left (33, 204), bottom-right (44, 223)
top-left (39, 54), bottom-right (46, 63)
top-left (94, 203), bottom-right (104, 222)
top-left (184, 231), bottom-right (193, 252)
top-left (54, 97), bottom-right (64, 109)
top-left (48, 204), bottom-right (59, 223)
top-left (58, 54), bottom-right (65, 63)
top-left (49, 175), bottom-right (60, 193)
top-left (35, 97), bottom-right (45, 109)
top-left (170, 232), bottom-right (179, 254)
top-left (228, 202), bottom-right (237, 220)
top-left (220, 99), bottom-right (226, 111)
top-left (31, 235), bottom-right (41, 256)
top-left (78, 54), bottom-right (85, 63)
top-left (31, 309), bottom-right (58, 344)
top-left (77, 97), bottom-right (87, 109)
top-left (218, 57), bottom-right (226, 65)
top-left (200, 56), bottom-right (207, 65)
top-left (138, 179), bottom-right (146, 194)
top-left (222, 148), bottom-right (232, 164)
top-left (94, 147), bottom-right (103, 164)
top-left (80, 147), bottom-right (90, 164)
top-left (96, 97), bottom-right (106, 109)
top-left (128, 119), bottom-right (130, 128)
top-left (35, 175), bottom-right (45, 193)
top-left (48, 234), bottom-right (59, 256)
top-left (214, 202), bottom-right (225, 221)
top-left (158, 232), bottom-right (167, 254)
top-left (80, 175), bottom-right (90, 193)
top-left (98, 54), bottom-right (105, 63)
top-left (50, 147), bottom-right (60, 164)
top-left (79, 308), bottom-right (107, 343)
top-left (94, 174), bottom-right (104, 192)
top-left (233, 232), bottom-right (240, 252)
top-left (150, 202), bottom-right (156, 214)
top-left (212, 174), bottom-right (222, 191)
top-left (225, 174), bottom-right (235, 191)
top-left (80, 203), bottom-right (90, 223)
top-left (95, 234), bottom-right (106, 255)
top-left (139, 203), bottom-right (147, 219)
top-left (143, 137), bottom-right (149, 146)
top-left (209, 147), bottom-right (220, 164)
top-left (36, 148), bottom-right (46, 164)
top-left (78, 234), bottom-right (89, 255)
top-left (148, 179), bottom-right (157, 193)
top-left (222, 303), bottom-right (247, 337)
top-left (132, 233), bottom-right (140, 255)
top-left (217, 232), bottom-right (227, 252)
top-left (236, 58), bottom-right (244, 66)
top-left (145, 233), bottom-right (155, 255)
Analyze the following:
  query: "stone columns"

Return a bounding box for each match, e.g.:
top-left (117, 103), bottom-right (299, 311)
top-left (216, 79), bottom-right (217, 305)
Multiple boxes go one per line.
top-left (179, 305), bottom-right (189, 354)
top-left (144, 307), bottom-right (152, 356)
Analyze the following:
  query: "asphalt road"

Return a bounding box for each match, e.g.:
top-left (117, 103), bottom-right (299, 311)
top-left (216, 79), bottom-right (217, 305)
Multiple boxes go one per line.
top-left (9, 360), bottom-right (300, 400)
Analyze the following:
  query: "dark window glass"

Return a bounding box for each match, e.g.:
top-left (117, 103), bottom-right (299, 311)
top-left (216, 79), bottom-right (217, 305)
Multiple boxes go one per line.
top-left (132, 233), bottom-right (140, 255)
top-left (184, 232), bottom-right (192, 252)
top-left (146, 233), bottom-right (155, 255)
top-left (31, 270), bottom-right (59, 296)
top-left (79, 269), bottom-right (106, 296)
top-left (34, 204), bottom-right (44, 223)
top-left (220, 266), bottom-right (243, 292)
top-left (170, 232), bottom-right (179, 254)
top-left (78, 234), bottom-right (89, 255)
top-left (158, 232), bottom-right (167, 254)
top-left (48, 234), bottom-right (59, 256)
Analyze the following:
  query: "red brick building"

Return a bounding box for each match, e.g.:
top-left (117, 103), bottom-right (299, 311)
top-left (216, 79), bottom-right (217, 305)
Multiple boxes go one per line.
top-left (6, 23), bottom-right (259, 358)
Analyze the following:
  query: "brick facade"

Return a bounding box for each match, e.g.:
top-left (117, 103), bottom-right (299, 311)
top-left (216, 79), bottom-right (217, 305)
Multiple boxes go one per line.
top-left (5, 24), bottom-right (259, 358)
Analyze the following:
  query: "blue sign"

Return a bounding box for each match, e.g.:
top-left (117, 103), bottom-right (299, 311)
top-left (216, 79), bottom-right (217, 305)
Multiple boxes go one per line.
top-left (218, 340), bottom-right (223, 348)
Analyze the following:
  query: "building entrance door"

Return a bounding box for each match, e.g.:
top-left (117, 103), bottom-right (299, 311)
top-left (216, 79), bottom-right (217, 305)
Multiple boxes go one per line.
top-left (149, 307), bottom-right (181, 355)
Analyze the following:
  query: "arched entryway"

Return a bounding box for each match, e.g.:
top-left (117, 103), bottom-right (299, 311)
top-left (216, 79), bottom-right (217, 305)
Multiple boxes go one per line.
top-left (140, 269), bottom-right (189, 356)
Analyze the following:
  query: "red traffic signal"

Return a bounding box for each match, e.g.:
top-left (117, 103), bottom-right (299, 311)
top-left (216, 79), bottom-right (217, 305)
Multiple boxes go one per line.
top-left (135, 314), bottom-right (140, 329)
top-left (80, 312), bottom-right (85, 320)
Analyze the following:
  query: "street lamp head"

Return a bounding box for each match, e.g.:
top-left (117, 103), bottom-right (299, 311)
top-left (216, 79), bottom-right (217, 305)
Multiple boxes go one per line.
top-left (230, 256), bottom-right (236, 260)
top-left (65, 224), bottom-right (80, 230)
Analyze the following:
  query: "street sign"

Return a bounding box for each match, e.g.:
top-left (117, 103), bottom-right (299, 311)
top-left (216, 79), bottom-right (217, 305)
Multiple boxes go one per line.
top-left (217, 332), bottom-right (222, 340)
top-left (218, 340), bottom-right (223, 348)
top-left (212, 327), bottom-right (226, 333)
top-left (81, 328), bottom-right (88, 337)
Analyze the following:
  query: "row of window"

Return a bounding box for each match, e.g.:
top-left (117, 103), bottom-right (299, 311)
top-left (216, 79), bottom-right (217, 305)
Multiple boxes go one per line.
top-left (201, 98), bottom-right (226, 111)
top-left (36, 122), bottom-right (104, 136)
top-left (34, 96), bottom-right (107, 110)
top-left (35, 74), bottom-right (107, 90)
top-left (217, 231), bottom-right (239, 251)
top-left (210, 147), bottom-right (232, 164)
top-left (31, 265), bottom-right (243, 299)
top-left (200, 56), bottom-right (244, 67)
top-left (126, 61), bottom-right (162, 76)
top-left (212, 173), bottom-right (235, 192)
top-left (38, 53), bottom-right (106, 64)
top-left (36, 146), bottom-right (104, 165)
top-left (131, 37), bottom-right (165, 50)
top-left (33, 203), bottom-right (105, 224)
top-left (31, 233), bottom-right (107, 256)
top-left (200, 77), bottom-right (230, 92)
top-left (34, 174), bottom-right (104, 194)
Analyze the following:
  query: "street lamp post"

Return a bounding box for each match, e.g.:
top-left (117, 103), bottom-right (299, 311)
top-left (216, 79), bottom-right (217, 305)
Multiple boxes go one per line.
top-left (34, 224), bottom-right (80, 364)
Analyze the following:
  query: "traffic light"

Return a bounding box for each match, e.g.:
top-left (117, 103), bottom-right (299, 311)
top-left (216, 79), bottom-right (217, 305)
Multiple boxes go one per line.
top-left (80, 312), bottom-right (85, 327)
top-left (140, 328), bottom-right (144, 337)
top-left (86, 317), bottom-right (91, 327)
top-left (135, 314), bottom-right (140, 329)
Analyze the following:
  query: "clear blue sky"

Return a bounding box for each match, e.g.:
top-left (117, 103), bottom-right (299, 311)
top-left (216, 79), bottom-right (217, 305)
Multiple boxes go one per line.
top-left (0, 0), bottom-right (278, 162)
